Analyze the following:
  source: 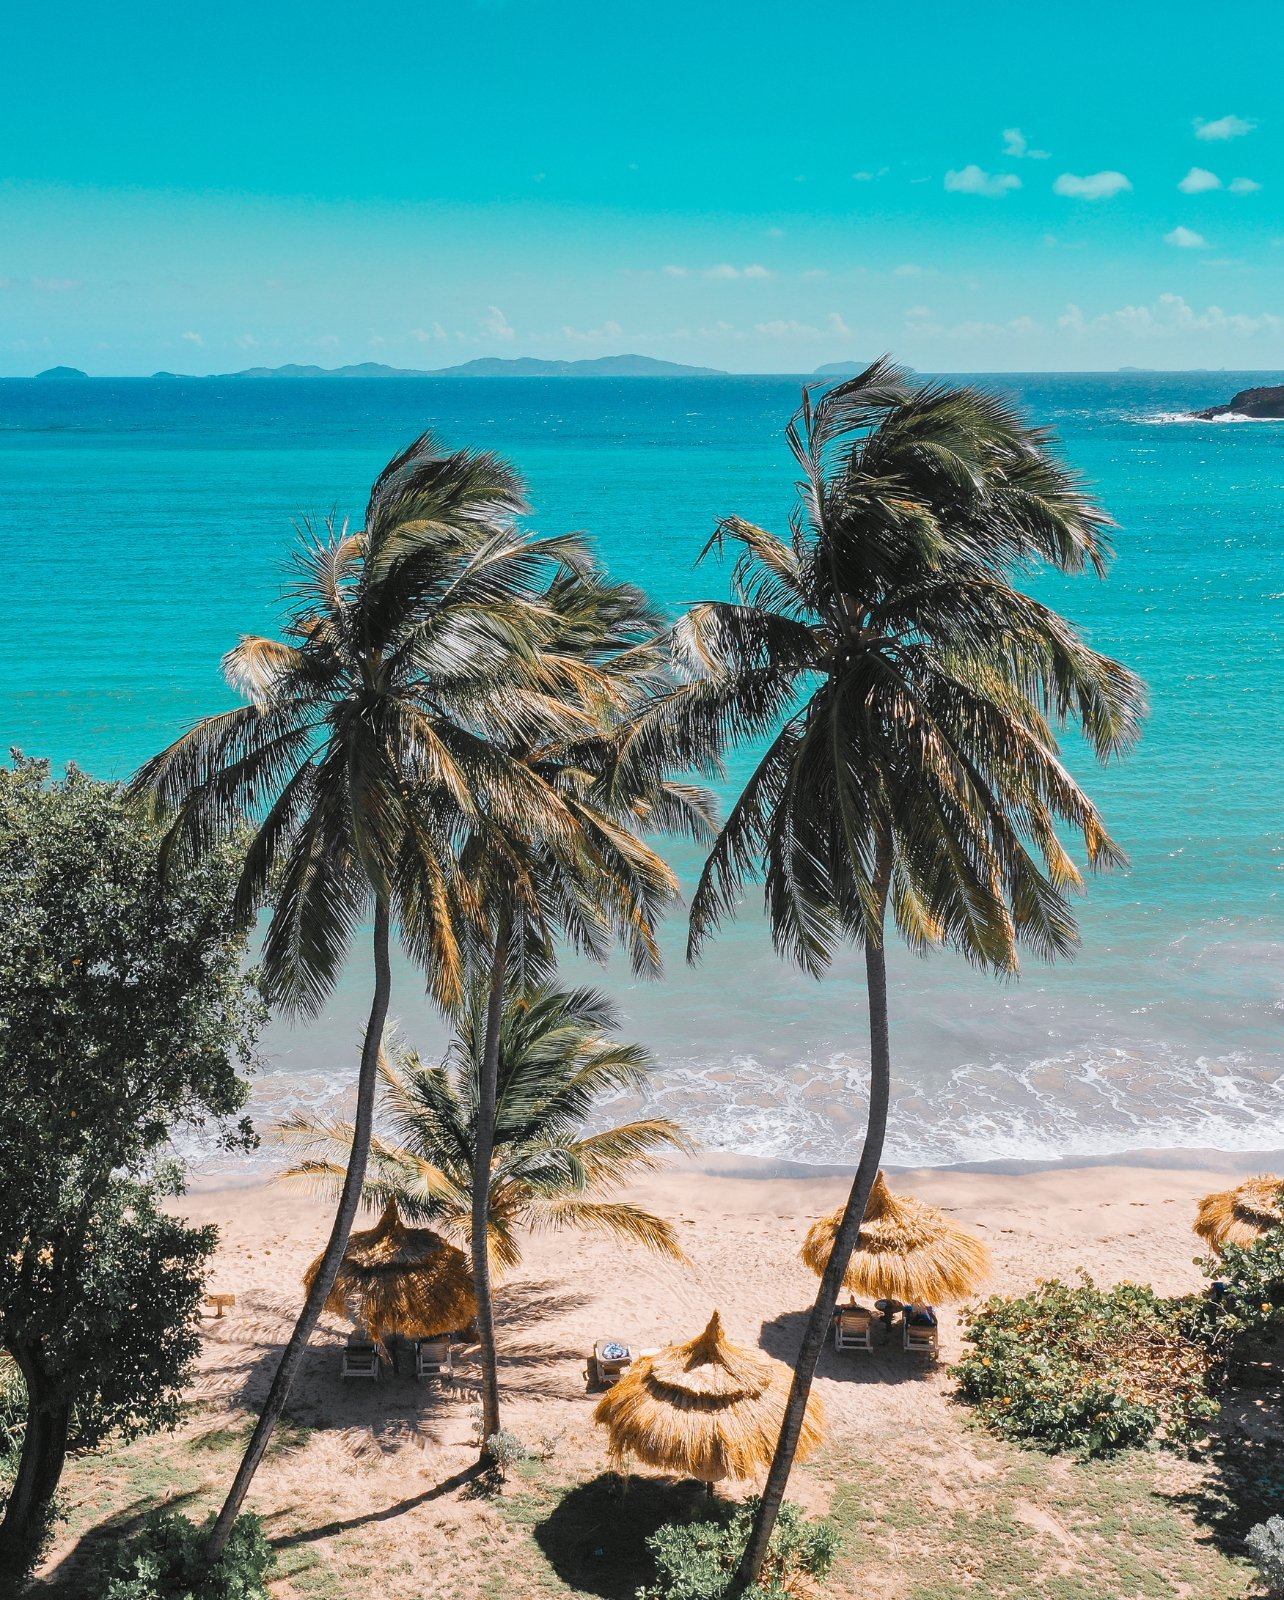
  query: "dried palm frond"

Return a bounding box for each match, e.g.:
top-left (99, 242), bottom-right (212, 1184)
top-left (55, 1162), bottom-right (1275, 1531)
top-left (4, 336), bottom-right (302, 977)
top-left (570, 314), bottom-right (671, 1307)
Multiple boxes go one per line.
top-left (303, 1198), bottom-right (477, 1340)
top-left (594, 1310), bottom-right (825, 1484)
top-left (801, 1171), bottom-right (990, 1305)
top-left (1194, 1175), bottom-right (1284, 1254)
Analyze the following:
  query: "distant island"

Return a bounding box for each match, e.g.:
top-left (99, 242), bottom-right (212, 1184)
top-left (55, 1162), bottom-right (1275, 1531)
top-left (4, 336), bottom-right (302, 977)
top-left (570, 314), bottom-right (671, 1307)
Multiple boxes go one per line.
top-left (35, 366), bottom-right (89, 379)
top-left (150, 355), bottom-right (727, 380)
top-left (1194, 384), bottom-right (1284, 420)
top-left (812, 361), bottom-right (874, 377)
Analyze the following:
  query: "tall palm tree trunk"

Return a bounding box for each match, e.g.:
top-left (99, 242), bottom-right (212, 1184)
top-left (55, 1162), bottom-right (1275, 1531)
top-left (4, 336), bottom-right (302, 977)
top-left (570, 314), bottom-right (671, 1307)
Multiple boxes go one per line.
top-left (472, 917), bottom-right (510, 1454)
top-left (206, 896), bottom-right (392, 1562)
top-left (733, 924), bottom-right (892, 1592)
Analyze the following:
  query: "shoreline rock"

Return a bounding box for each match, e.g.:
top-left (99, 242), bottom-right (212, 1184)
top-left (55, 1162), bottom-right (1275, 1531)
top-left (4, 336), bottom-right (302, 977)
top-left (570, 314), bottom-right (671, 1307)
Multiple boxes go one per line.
top-left (1195, 384), bottom-right (1284, 419)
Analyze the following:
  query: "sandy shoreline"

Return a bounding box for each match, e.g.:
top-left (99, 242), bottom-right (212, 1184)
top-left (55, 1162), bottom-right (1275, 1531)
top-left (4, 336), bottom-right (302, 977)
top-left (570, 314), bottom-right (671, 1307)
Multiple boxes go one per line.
top-left (171, 1160), bottom-right (1239, 1455)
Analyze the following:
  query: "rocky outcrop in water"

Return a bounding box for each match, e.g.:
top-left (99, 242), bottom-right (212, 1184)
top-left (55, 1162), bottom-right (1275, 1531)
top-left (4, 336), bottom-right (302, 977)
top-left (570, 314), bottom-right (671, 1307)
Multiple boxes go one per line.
top-left (1195, 385), bottom-right (1284, 419)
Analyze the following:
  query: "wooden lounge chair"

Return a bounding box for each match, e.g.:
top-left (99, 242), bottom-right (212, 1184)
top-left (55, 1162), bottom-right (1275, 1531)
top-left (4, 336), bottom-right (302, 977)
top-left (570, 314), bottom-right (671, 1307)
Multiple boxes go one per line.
top-left (586, 1338), bottom-right (632, 1390)
top-left (903, 1308), bottom-right (940, 1358)
top-left (833, 1308), bottom-right (874, 1353)
top-left (415, 1338), bottom-right (454, 1383)
top-left (341, 1338), bottom-right (381, 1380)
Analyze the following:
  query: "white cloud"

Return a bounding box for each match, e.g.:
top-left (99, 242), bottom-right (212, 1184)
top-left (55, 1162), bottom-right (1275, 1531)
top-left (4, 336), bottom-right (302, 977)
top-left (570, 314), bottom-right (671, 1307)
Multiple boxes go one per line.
top-left (893, 263), bottom-right (925, 277)
top-left (1059, 292), bottom-right (1283, 338)
top-left (1009, 315), bottom-right (1040, 335)
top-left (181, 330), bottom-right (204, 345)
top-left (801, 268), bottom-right (829, 280)
top-left (234, 333), bottom-right (257, 350)
top-left (32, 277), bottom-right (83, 292)
top-left (1002, 127), bottom-right (1049, 159)
top-left (662, 264), bottom-right (688, 277)
top-left (481, 305), bottom-right (515, 340)
top-left (1053, 171), bottom-right (1132, 200)
top-left (1230, 177), bottom-right (1262, 194)
top-left (313, 334), bottom-right (340, 348)
top-left (944, 164), bottom-right (1021, 197)
top-left (704, 263), bottom-right (772, 279)
top-left (410, 324), bottom-right (448, 342)
top-left (765, 226), bottom-right (786, 239)
top-left (852, 167), bottom-right (889, 182)
top-left (754, 319), bottom-right (821, 339)
top-left (826, 311), bottom-right (851, 336)
top-left (1179, 166), bottom-right (1222, 194)
top-left (1195, 114), bottom-right (1255, 141)
top-left (562, 319), bottom-right (625, 343)
top-left (1165, 225), bottom-right (1208, 248)
top-left (905, 304), bottom-right (934, 319)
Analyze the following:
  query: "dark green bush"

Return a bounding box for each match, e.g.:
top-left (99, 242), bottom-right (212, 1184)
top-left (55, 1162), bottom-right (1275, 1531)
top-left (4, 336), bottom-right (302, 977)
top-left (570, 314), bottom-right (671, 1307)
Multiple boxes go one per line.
top-left (953, 1276), bottom-right (1218, 1456)
top-left (0, 1357), bottom-right (25, 1471)
top-left (1195, 1228), bottom-right (1284, 1379)
top-left (97, 1512), bottom-right (274, 1600)
top-left (638, 1497), bottom-right (837, 1600)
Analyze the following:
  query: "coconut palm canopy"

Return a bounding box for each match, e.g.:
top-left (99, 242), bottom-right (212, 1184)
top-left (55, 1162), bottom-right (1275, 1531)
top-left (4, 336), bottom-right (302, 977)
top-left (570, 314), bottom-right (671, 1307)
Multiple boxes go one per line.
top-left (802, 1171), bottom-right (991, 1306)
top-left (280, 982), bottom-right (692, 1275)
top-left (303, 1198), bottom-right (477, 1341)
top-left (594, 1311), bottom-right (825, 1484)
top-left (1194, 1175), bottom-right (1284, 1255)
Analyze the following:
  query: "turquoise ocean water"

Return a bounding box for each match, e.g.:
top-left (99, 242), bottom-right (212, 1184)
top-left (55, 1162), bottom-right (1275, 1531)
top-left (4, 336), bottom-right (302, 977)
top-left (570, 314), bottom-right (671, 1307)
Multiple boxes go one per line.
top-left (3, 373), bottom-right (1281, 1170)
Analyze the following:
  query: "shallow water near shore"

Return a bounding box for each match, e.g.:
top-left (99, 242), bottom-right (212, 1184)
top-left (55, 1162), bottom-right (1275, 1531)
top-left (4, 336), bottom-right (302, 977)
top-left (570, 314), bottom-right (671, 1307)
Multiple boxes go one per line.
top-left (3, 370), bottom-right (1282, 1171)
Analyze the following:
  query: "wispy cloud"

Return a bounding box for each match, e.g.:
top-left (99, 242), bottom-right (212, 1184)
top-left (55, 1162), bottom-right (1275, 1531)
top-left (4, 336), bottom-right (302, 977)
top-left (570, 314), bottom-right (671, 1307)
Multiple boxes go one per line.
top-left (826, 311), bottom-right (851, 336)
top-left (562, 319), bottom-right (625, 343)
top-left (1059, 292), bottom-right (1281, 337)
top-left (410, 324), bottom-right (448, 342)
top-left (1165, 225), bottom-right (1208, 248)
top-left (181, 330), bottom-right (204, 345)
top-left (704, 263), bottom-right (772, 279)
top-left (481, 305), bottom-right (515, 339)
top-left (852, 167), bottom-right (889, 181)
top-left (944, 165), bottom-right (1021, 197)
top-left (1229, 177), bottom-right (1262, 194)
top-left (1195, 114), bottom-right (1255, 141)
top-left (32, 277), bottom-right (83, 292)
top-left (1053, 171), bottom-right (1132, 200)
top-left (1002, 127), bottom-right (1049, 159)
top-left (662, 264), bottom-right (688, 277)
top-left (1178, 166), bottom-right (1221, 193)
top-left (234, 333), bottom-right (257, 350)
top-left (893, 263), bottom-right (925, 277)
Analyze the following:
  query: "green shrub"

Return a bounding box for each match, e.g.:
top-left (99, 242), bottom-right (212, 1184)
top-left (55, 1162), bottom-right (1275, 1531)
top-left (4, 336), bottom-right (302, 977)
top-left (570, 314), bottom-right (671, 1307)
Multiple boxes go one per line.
top-left (638, 1497), bottom-right (837, 1600)
top-left (1195, 1229), bottom-right (1284, 1379)
top-left (485, 1429), bottom-right (527, 1481)
top-left (97, 1512), bottom-right (274, 1600)
top-left (0, 1357), bottom-right (25, 1472)
top-left (1247, 1515), bottom-right (1284, 1596)
top-left (953, 1275), bottom-right (1218, 1456)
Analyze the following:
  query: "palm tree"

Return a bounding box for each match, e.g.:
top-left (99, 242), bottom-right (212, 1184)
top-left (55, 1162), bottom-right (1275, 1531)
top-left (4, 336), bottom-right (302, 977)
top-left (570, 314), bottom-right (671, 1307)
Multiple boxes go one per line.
top-left (279, 981), bottom-right (692, 1275)
top-left (631, 361), bottom-right (1146, 1589)
top-left (131, 433), bottom-right (599, 1556)
top-left (446, 573), bottom-right (717, 1449)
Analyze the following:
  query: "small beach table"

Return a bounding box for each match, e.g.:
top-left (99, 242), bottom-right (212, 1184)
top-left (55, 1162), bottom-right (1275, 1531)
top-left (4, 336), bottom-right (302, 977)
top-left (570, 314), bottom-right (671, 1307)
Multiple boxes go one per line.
top-left (203, 1293), bottom-right (236, 1320)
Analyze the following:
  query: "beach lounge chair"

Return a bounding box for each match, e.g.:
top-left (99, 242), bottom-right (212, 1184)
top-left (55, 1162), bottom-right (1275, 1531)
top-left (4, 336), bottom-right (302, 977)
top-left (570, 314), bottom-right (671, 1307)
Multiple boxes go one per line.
top-left (341, 1338), bottom-right (381, 1380)
top-left (834, 1308), bottom-right (874, 1352)
top-left (903, 1306), bottom-right (940, 1358)
top-left (415, 1338), bottom-right (454, 1383)
top-left (586, 1338), bottom-right (632, 1390)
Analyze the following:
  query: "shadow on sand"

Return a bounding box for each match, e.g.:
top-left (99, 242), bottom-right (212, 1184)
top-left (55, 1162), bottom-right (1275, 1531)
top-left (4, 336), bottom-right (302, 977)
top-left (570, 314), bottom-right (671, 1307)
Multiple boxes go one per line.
top-left (534, 1473), bottom-right (714, 1600)
top-left (759, 1309), bottom-right (938, 1385)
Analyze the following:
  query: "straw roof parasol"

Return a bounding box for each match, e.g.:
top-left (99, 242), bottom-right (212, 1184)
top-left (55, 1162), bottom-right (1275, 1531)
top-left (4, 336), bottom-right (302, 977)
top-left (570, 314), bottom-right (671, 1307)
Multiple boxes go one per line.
top-left (593, 1310), bottom-right (825, 1484)
top-left (801, 1171), bottom-right (991, 1305)
top-left (1194, 1175), bottom-right (1284, 1254)
top-left (303, 1199), bottom-right (477, 1341)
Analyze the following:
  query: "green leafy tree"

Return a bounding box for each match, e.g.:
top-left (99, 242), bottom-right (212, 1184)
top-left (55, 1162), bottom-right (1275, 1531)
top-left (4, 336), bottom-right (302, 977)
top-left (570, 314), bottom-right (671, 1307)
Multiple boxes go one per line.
top-left (633, 362), bottom-right (1146, 1588)
top-left (131, 435), bottom-right (629, 1551)
top-left (0, 757), bottom-right (262, 1583)
top-left (280, 981), bottom-right (692, 1271)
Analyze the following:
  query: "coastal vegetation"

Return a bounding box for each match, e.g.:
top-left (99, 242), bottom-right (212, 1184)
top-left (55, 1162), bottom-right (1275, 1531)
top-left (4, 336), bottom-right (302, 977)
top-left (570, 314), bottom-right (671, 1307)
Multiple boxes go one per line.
top-left (278, 981), bottom-right (693, 1273)
top-left (0, 758), bottom-right (262, 1584)
top-left (630, 359), bottom-right (1145, 1586)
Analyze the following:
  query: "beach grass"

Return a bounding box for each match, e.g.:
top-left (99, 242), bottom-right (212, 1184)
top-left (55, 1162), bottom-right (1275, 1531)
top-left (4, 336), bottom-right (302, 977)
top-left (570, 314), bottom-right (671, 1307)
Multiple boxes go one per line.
top-left (33, 1405), bottom-right (1261, 1598)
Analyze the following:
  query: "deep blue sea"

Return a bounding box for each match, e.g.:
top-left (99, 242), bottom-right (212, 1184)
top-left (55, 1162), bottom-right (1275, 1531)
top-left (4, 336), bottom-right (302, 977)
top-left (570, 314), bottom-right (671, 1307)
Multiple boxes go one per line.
top-left (3, 372), bottom-right (1282, 1170)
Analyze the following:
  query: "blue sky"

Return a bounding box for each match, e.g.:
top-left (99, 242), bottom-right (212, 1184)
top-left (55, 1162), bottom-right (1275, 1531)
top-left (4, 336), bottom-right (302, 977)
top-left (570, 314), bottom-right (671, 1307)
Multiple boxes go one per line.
top-left (3, 1), bottom-right (1282, 373)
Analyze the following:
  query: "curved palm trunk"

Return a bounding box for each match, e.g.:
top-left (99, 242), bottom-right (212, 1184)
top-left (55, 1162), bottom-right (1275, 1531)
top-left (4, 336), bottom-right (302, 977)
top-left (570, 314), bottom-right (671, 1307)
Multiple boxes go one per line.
top-left (206, 896), bottom-right (392, 1562)
top-left (0, 1353), bottom-right (71, 1586)
top-left (732, 926), bottom-right (892, 1592)
top-left (472, 919), bottom-right (510, 1455)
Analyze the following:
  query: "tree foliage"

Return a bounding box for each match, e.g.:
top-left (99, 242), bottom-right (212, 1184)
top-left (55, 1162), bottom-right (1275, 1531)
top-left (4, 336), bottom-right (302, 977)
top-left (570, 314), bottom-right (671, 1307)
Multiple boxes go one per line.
top-left (953, 1276), bottom-right (1218, 1455)
top-left (0, 756), bottom-right (263, 1579)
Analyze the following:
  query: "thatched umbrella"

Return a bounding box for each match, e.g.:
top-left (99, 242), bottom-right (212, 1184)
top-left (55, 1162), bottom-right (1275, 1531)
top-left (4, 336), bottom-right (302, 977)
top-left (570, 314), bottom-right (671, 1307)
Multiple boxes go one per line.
top-left (593, 1310), bottom-right (825, 1487)
top-left (802, 1171), bottom-right (991, 1305)
top-left (1195, 1175), bottom-right (1284, 1254)
top-left (303, 1198), bottom-right (477, 1341)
